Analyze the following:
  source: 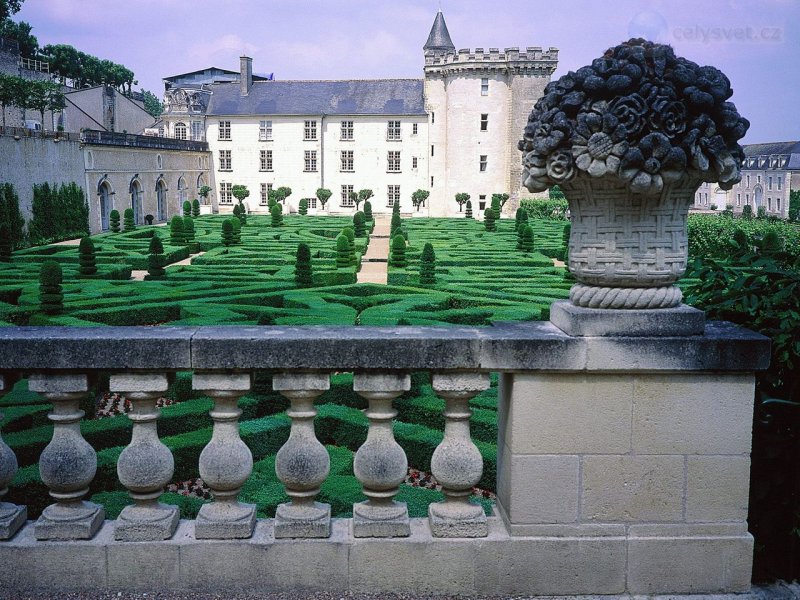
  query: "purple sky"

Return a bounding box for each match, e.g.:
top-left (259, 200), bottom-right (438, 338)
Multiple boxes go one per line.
top-left (15, 0), bottom-right (798, 143)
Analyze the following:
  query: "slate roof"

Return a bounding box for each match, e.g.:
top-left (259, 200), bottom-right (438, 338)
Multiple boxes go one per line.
top-left (424, 10), bottom-right (455, 51)
top-left (743, 141), bottom-right (800, 170)
top-left (206, 79), bottom-right (427, 117)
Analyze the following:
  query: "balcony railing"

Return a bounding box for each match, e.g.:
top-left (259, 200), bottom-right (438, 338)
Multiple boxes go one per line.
top-left (0, 125), bottom-right (81, 141)
top-left (0, 318), bottom-right (769, 595)
top-left (80, 129), bottom-right (209, 152)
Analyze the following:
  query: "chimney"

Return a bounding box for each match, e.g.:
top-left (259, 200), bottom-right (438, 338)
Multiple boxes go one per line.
top-left (240, 56), bottom-right (253, 96)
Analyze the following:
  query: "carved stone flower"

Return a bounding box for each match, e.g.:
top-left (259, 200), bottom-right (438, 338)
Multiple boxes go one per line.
top-left (620, 132), bottom-right (687, 194)
top-left (571, 107), bottom-right (628, 178)
top-left (521, 153), bottom-right (549, 192)
top-left (649, 97), bottom-right (687, 139)
top-left (546, 150), bottom-right (575, 183)
top-left (608, 94), bottom-right (647, 138)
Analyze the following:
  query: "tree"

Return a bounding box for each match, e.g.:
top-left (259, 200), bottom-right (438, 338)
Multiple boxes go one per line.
top-left (342, 227), bottom-right (356, 262)
top-left (519, 225), bottom-right (534, 253)
top-left (183, 216), bottom-right (195, 243)
top-left (492, 193), bottom-right (510, 215)
top-left (484, 207), bottom-right (496, 231)
top-left (757, 206), bottom-right (767, 219)
top-left (125, 207), bottom-right (138, 230)
top-left (295, 242), bottom-right (313, 288)
top-left (0, 18), bottom-right (38, 58)
top-left (316, 188), bottom-right (332, 210)
top-left (298, 198), bottom-right (308, 215)
top-left (78, 236), bottom-right (97, 276)
top-left (349, 190), bottom-right (359, 210)
top-left (390, 210), bottom-right (402, 239)
top-left (789, 190), bottom-right (800, 223)
top-left (549, 185), bottom-right (566, 200)
top-left (147, 234), bottom-right (166, 279)
top-left (169, 215), bottom-right (185, 245)
top-left (140, 88), bottom-right (162, 118)
top-left (515, 208), bottom-right (527, 231)
top-left (562, 222), bottom-right (571, 263)
top-left (192, 198), bottom-right (200, 217)
top-left (389, 234), bottom-right (407, 268)
top-left (276, 186), bottom-right (292, 204)
top-left (465, 200), bottom-right (473, 219)
top-left (419, 242), bottom-right (436, 285)
top-left (221, 219), bottom-right (235, 247)
top-left (455, 192), bottom-right (470, 212)
top-left (0, 223), bottom-right (12, 262)
top-left (335, 234), bottom-right (351, 269)
top-left (109, 209), bottom-right (120, 233)
top-left (0, 1), bottom-right (23, 21)
top-left (356, 189), bottom-right (373, 211)
top-left (270, 203), bottom-right (283, 227)
top-left (231, 217), bottom-right (242, 244)
top-left (232, 184), bottom-right (250, 204)
top-left (411, 189), bottom-right (430, 211)
top-left (39, 261), bottom-right (63, 315)
top-left (353, 211), bottom-right (366, 237)
top-left (741, 204), bottom-right (753, 219)
top-left (363, 200), bottom-right (373, 221)
top-left (0, 73), bottom-right (24, 127)
top-left (26, 80), bottom-right (64, 130)
top-left (182, 200), bottom-right (192, 217)
top-left (490, 195), bottom-right (501, 221)
top-left (0, 183), bottom-right (24, 249)
top-left (199, 185), bottom-right (211, 205)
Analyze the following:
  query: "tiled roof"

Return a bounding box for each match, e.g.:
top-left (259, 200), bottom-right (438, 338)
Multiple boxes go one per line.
top-left (424, 10), bottom-right (455, 51)
top-left (206, 79), bottom-right (426, 116)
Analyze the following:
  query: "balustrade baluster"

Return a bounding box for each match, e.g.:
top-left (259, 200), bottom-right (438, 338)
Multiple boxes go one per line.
top-left (0, 374), bottom-right (26, 540)
top-left (29, 373), bottom-right (104, 540)
top-left (273, 372), bottom-right (331, 538)
top-left (429, 373), bottom-right (490, 537)
top-left (110, 373), bottom-right (178, 541)
top-left (352, 372), bottom-right (410, 537)
top-left (193, 373), bottom-right (256, 539)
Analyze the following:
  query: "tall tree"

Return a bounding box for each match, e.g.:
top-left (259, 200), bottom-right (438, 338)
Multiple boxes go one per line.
top-left (0, 73), bottom-right (23, 127)
top-left (140, 89), bottom-right (162, 118)
top-left (0, 18), bottom-right (37, 57)
top-left (316, 188), bottom-right (332, 210)
top-left (455, 192), bottom-right (470, 212)
top-left (0, 0), bottom-right (23, 21)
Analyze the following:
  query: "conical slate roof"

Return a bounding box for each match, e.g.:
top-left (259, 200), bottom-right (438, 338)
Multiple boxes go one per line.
top-left (424, 10), bottom-right (455, 52)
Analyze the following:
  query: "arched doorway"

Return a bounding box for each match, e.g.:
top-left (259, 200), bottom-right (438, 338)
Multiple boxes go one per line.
top-left (156, 177), bottom-right (167, 222)
top-left (754, 185), bottom-right (763, 208)
top-left (177, 176), bottom-right (187, 212)
top-left (130, 177), bottom-right (143, 225)
top-left (98, 178), bottom-right (112, 231)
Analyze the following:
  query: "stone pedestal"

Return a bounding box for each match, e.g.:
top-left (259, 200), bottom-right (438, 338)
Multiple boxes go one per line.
top-left (0, 374), bottom-right (26, 540)
top-left (549, 300), bottom-right (705, 337)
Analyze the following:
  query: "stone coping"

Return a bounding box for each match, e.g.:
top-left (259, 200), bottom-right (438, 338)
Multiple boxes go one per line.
top-left (0, 321), bottom-right (769, 373)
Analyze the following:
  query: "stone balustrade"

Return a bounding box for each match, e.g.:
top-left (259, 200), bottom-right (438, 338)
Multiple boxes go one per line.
top-left (0, 310), bottom-right (770, 596)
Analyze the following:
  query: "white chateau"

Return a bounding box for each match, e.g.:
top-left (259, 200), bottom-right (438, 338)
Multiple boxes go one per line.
top-left (159, 11), bottom-right (558, 216)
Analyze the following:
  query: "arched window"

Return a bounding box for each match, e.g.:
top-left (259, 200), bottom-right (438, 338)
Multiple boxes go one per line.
top-left (177, 176), bottom-right (187, 209)
top-left (98, 178), bottom-right (112, 231)
top-left (174, 122), bottom-right (187, 140)
top-left (156, 154), bottom-right (163, 170)
top-left (86, 150), bottom-right (94, 169)
top-left (130, 177), bottom-right (143, 225)
top-left (156, 177), bottom-right (167, 222)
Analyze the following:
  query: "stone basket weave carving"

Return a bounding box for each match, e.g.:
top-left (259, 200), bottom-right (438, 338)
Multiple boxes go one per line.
top-left (519, 39), bottom-right (749, 309)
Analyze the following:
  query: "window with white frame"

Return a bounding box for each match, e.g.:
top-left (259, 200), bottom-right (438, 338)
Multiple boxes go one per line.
top-left (387, 120), bottom-right (401, 141)
top-left (174, 122), bottom-right (187, 140)
top-left (219, 182), bottom-right (232, 204)
top-left (307, 197), bottom-right (317, 209)
top-left (341, 184), bottom-right (354, 207)
top-left (304, 120), bottom-right (317, 141)
top-left (260, 183), bottom-right (273, 205)
top-left (304, 150), bottom-right (317, 172)
top-left (481, 78), bottom-right (489, 96)
top-left (387, 185), bottom-right (400, 207)
top-left (218, 120), bottom-right (231, 140)
top-left (190, 121), bottom-right (203, 141)
top-left (412, 157), bottom-right (418, 169)
top-left (480, 114), bottom-right (488, 131)
top-left (341, 120), bottom-right (354, 140)
top-left (218, 150), bottom-right (231, 171)
top-left (260, 150), bottom-right (272, 172)
top-left (479, 195), bottom-right (487, 211)
top-left (341, 150), bottom-right (354, 172)
top-left (387, 151), bottom-right (401, 172)
top-left (412, 123), bottom-right (418, 135)
top-left (259, 120), bottom-right (273, 141)
top-left (479, 155), bottom-right (488, 172)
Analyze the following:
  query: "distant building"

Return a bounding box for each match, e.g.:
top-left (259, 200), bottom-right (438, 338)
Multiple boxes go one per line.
top-left (693, 141), bottom-right (800, 219)
top-left (159, 11), bottom-right (558, 216)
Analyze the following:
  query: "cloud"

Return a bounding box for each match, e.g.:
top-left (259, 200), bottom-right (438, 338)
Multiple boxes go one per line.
top-left (185, 34), bottom-right (260, 67)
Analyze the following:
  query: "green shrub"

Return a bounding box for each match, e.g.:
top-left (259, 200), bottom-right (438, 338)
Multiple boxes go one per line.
top-left (419, 242), bottom-right (436, 285)
top-left (39, 261), bottom-right (63, 315)
top-left (295, 242), bottom-right (313, 288)
top-left (514, 207), bottom-right (527, 231)
top-left (757, 206), bottom-right (767, 219)
top-left (147, 234), bottom-right (166, 279)
top-left (490, 195), bottom-right (501, 221)
top-left (109, 209), bottom-right (120, 233)
top-left (183, 216), bottom-right (195, 243)
top-left (389, 234), bottom-right (407, 268)
top-left (0, 223), bottom-right (12, 262)
top-left (182, 200), bottom-right (192, 217)
top-left (270, 203), bottom-right (283, 227)
top-left (465, 200), bottom-right (473, 219)
top-left (519, 225), bottom-right (534, 253)
top-left (192, 198), bottom-right (200, 217)
top-left (520, 198), bottom-right (569, 220)
top-left (335, 234), bottom-right (351, 268)
top-left (298, 198), bottom-right (308, 215)
top-left (123, 208), bottom-right (136, 231)
top-left (390, 211), bottom-right (402, 238)
top-left (363, 200), bottom-right (373, 221)
top-left (742, 204), bottom-right (753, 219)
top-left (221, 219), bottom-right (235, 247)
top-left (455, 192), bottom-right (470, 213)
top-left (170, 215), bottom-right (185, 245)
top-left (483, 208), bottom-right (496, 231)
top-left (353, 211), bottom-right (366, 237)
top-left (28, 182), bottom-right (89, 245)
top-left (562, 222), bottom-right (571, 262)
top-left (0, 183), bottom-right (25, 249)
top-left (78, 236), bottom-right (97, 276)
top-left (231, 217), bottom-right (242, 244)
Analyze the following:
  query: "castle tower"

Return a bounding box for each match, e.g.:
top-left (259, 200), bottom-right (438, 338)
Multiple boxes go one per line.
top-left (423, 11), bottom-right (559, 216)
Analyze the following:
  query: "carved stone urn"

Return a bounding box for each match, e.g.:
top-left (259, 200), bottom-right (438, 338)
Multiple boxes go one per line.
top-left (519, 39), bottom-right (749, 309)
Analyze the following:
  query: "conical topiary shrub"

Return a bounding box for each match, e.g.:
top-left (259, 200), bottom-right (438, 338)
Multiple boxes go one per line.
top-left (148, 234), bottom-right (166, 279)
top-left (335, 234), bottom-right (351, 269)
top-left (123, 208), bottom-right (135, 231)
top-left (515, 208), bottom-right (526, 231)
top-left (192, 198), bottom-right (200, 217)
top-left (419, 242), bottom-right (436, 285)
top-left (170, 215), bottom-right (185, 245)
top-left (222, 219), bottom-right (235, 247)
top-left (484, 207), bottom-right (496, 231)
top-left (39, 261), bottom-right (63, 315)
top-left (519, 225), bottom-right (534, 253)
top-left (353, 211), bottom-right (366, 237)
top-left (295, 242), bottom-right (313, 287)
top-left (389, 234), bottom-right (407, 268)
top-left (109, 209), bottom-right (121, 233)
top-left (78, 236), bottom-right (97, 276)
top-left (183, 216), bottom-right (195, 243)
top-left (298, 198), bottom-right (308, 216)
top-left (183, 200), bottom-right (192, 217)
top-left (270, 203), bottom-right (283, 227)
top-left (465, 200), bottom-right (473, 219)
top-left (491, 196), bottom-right (501, 221)
top-left (231, 217), bottom-right (242, 244)
top-left (363, 200), bottom-right (373, 221)
top-left (0, 223), bottom-right (12, 262)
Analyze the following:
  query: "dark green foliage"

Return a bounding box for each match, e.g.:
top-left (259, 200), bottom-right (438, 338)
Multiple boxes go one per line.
top-left (389, 234), bottom-right (407, 268)
top-left (789, 190), bottom-right (800, 222)
top-left (562, 222), bottom-right (571, 262)
top-left (28, 182), bottom-right (90, 245)
top-left (455, 192), bottom-right (470, 212)
top-left (335, 234), bottom-right (351, 268)
top-left (170, 215), bottom-right (185, 245)
top-left (353, 211), bottom-right (366, 237)
top-left (191, 198), bottom-right (200, 218)
top-left (363, 200), bottom-right (373, 221)
top-left (233, 202), bottom-right (247, 225)
top-left (0, 183), bottom-right (25, 249)
top-left (183, 217), bottom-right (195, 243)
top-left (519, 225), bottom-right (534, 253)
top-left (38, 261), bottom-right (63, 315)
top-left (731, 227), bottom-right (748, 254)
top-left (270, 203), bottom-right (283, 227)
top-left (515, 208), bottom-right (527, 231)
top-left (109, 209), bottom-right (120, 233)
top-left (483, 207), bottom-right (496, 231)
top-left (687, 214), bottom-right (799, 264)
top-left (342, 227), bottom-right (356, 265)
top-left (490, 195), bottom-right (501, 221)
top-left (182, 200), bottom-right (192, 217)
top-left (549, 185), bottom-right (565, 200)
top-left (0, 223), bottom-right (11, 262)
top-left (298, 198), bottom-right (308, 216)
top-left (465, 200), bottom-right (473, 219)
top-left (147, 234), bottom-right (166, 279)
top-left (419, 242), bottom-right (436, 285)
top-left (294, 242), bottom-right (313, 288)
top-left (221, 219), bottom-right (235, 247)
top-left (390, 207), bottom-right (402, 238)
top-left (144, 214), bottom-right (154, 225)
top-left (757, 205), bottom-right (767, 219)
top-left (231, 217), bottom-right (242, 244)
top-left (411, 189), bottom-right (430, 211)
top-left (520, 198), bottom-right (569, 220)
top-left (315, 187), bottom-right (332, 210)
top-left (741, 204), bottom-right (753, 219)
top-left (123, 208), bottom-right (135, 231)
top-left (78, 237), bottom-right (97, 276)
top-left (758, 229), bottom-right (783, 255)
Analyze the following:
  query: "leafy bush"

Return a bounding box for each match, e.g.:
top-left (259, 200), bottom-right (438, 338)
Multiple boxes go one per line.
top-left (298, 198), bottom-right (308, 215)
top-left (789, 190), bottom-right (799, 223)
top-left (78, 237), bottom-right (97, 276)
top-left (170, 215), bottom-right (185, 245)
top-left (465, 200), bottom-right (473, 219)
top-left (519, 225), bottom-right (534, 253)
top-left (182, 200), bottom-right (192, 217)
top-left (147, 234), bottom-right (166, 279)
top-left (490, 195), bottom-right (501, 221)
top-left (520, 198), bottom-right (569, 220)
top-left (183, 217), bottom-right (195, 243)
top-left (419, 242), bottom-right (436, 285)
top-left (389, 234), bottom-right (407, 268)
top-left (363, 200), bottom-right (373, 221)
top-left (483, 207), bottom-right (496, 231)
top-left (192, 198), bottom-right (200, 217)
top-left (109, 209), bottom-right (120, 233)
top-left (39, 261), bottom-right (63, 315)
top-left (0, 183), bottom-right (25, 249)
top-left (295, 242), bottom-right (313, 288)
top-left (335, 234), bottom-right (351, 268)
top-left (757, 206), bottom-right (767, 219)
top-left (123, 208), bottom-right (135, 231)
top-left (221, 219), bottom-right (235, 247)
top-left (353, 211), bottom-right (366, 237)
top-left (270, 203), bottom-right (283, 227)
top-left (28, 182), bottom-right (89, 245)
top-left (0, 223), bottom-right (12, 262)
top-left (741, 204), bottom-right (753, 219)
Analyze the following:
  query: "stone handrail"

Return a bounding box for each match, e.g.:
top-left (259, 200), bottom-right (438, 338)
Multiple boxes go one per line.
top-left (0, 319), bottom-right (771, 596)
